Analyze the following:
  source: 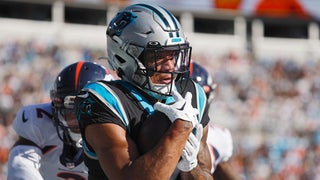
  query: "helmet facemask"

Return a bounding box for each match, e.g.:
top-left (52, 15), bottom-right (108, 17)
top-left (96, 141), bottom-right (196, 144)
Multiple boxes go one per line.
top-left (133, 42), bottom-right (192, 98)
top-left (52, 94), bottom-right (81, 147)
top-left (53, 98), bottom-right (84, 169)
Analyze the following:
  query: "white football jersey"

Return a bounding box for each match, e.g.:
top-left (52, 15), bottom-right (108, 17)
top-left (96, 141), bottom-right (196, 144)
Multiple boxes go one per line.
top-left (8, 103), bottom-right (88, 180)
top-left (206, 125), bottom-right (233, 173)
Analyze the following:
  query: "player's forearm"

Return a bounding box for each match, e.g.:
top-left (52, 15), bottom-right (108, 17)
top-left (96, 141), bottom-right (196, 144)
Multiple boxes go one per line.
top-left (126, 120), bottom-right (193, 179)
top-left (88, 120), bottom-right (193, 179)
top-left (213, 162), bottom-right (241, 180)
top-left (153, 120), bottom-right (193, 175)
top-left (180, 165), bottom-right (214, 180)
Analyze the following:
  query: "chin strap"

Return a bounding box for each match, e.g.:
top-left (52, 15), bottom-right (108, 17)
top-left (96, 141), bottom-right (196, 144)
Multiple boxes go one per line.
top-left (59, 132), bottom-right (84, 169)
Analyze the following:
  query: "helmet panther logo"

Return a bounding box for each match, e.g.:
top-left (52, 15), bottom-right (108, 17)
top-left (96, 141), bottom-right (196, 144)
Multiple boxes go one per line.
top-left (107, 11), bottom-right (136, 37)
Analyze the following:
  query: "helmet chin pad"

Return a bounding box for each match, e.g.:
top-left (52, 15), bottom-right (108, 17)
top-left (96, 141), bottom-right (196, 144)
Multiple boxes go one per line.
top-left (147, 82), bottom-right (178, 100)
top-left (148, 75), bottom-right (176, 96)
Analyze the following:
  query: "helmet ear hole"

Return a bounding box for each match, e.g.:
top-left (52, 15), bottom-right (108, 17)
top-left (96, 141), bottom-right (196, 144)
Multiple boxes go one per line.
top-left (114, 56), bottom-right (126, 78)
top-left (115, 55), bottom-right (126, 64)
top-left (117, 68), bottom-right (125, 78)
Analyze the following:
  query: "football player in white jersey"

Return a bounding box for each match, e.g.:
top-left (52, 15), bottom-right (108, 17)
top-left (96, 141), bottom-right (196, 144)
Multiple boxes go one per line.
top-left (7, 61), bottom-right (112, 180)
top-left (190, 61), bottom-right (240, 179)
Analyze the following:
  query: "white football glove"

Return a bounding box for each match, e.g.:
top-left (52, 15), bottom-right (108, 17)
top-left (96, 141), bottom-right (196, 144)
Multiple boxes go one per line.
top-left (154, 91), bottom-right (199, 128)
top-left (177, 124), bottom-right (203, 172)
top-left (207, 126), bottom-right (233, 169)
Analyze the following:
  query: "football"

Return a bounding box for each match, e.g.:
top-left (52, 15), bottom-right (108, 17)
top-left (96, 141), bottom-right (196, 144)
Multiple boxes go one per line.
top-left (137, 110), bottom-right (171, 154)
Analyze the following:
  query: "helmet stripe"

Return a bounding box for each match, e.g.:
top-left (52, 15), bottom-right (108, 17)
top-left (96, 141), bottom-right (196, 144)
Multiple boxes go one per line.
top-left (136, 4), bottom-right (174, 38)
top-left (75, 61), bottom-right (85, 90)
top-left (161, 7), bottom-right (180, 37)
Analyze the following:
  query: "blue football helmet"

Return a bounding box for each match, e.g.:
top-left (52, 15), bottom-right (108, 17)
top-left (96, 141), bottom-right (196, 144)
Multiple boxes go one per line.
top-left (50, 61), bottom-right (108, 143)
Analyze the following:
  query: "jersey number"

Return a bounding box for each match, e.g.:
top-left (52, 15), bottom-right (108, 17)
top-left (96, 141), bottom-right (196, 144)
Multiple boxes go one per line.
top-left (36, 108), bottom-right (53, 119)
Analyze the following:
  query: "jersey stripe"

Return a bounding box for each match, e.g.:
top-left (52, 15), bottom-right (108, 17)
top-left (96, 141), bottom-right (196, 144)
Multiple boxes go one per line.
top-left (116, 81), bottom-right (155, 115)
top-left (84, 82), bottom-right (130, 129)
top-left (82, 140), bottom-right (98, 159)
top-left (136, 4), bottom-right (174, 38)
top-left (193, 81), bottom-right (207, 122)
top-left (161, 6), bottom-right (180, 37)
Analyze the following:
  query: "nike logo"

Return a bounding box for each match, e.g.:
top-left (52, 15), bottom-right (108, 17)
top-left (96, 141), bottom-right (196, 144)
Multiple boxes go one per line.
top-left (22, 111), bottom-right (28, 123)
top-left (177, 102), bottom-right (186, 111)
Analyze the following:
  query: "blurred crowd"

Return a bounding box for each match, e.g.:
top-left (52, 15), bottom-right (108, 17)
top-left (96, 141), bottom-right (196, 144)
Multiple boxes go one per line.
top-left (201, 51), bottom-right (320, 179)
top-left (1, 39), bottom-right (320, 179)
